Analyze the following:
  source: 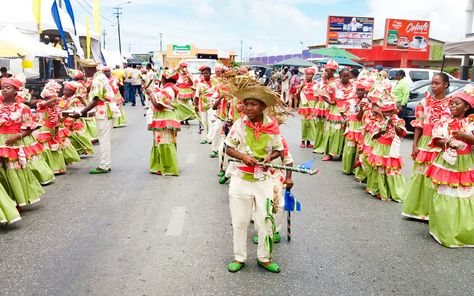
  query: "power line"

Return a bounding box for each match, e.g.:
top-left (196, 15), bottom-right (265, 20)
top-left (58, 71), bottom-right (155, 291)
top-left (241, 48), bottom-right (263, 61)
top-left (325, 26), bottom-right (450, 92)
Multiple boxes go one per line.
top-left (72, 0), bottom-right (114, 25)
top-left (78, 0), bottom-right (115, 24)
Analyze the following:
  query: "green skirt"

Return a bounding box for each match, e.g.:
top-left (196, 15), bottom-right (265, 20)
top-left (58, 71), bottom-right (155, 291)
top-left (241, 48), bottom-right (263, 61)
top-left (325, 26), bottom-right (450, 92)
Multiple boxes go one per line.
top-left (314, 122), bottom-right (345, 157)
top-left (0, 159), bottom-right (44, 206)
top-left (301, 119), bottom-right (316, 141)
top-left (402, 163), bottom-right (434, 220)
top-left (69, 132), bottom-right (94, 155)
top-left (429, 192), bottom-right (474, 248)
top-left (341, 141), bottom-right (357, 174)
top-left (29, 156), bottom-right (55, 185)
top-left (372, 167), bottom-right (406, 202)
top-left (312, 119), bottom-right (325, 149)
top-left (114, 106), bottom-right (128, 128)
top-left (176, 102), bottom-right (198, 121)
top-left (82, 118), bottom-right (98, 141)
top-left (62, 142), bottom-right (81, 166)
top-left (150, 143), bottom-right (179, 176)
top-left (42, 149), bottom-right (66, 174)
top-left (0, 183), bottom-right (21, 224)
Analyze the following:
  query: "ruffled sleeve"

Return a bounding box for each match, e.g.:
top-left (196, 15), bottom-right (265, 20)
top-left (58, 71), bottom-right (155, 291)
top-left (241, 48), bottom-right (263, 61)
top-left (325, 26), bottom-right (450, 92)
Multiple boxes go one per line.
top-left (410, 101), bottom-right (424, 129)
top-left (20, 105), bottom-right (39, 130)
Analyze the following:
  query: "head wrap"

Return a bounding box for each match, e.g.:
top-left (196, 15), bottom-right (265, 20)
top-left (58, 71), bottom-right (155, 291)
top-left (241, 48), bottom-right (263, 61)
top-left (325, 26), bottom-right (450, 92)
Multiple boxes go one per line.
top-left (163, 68), bottom-right (179, 81)
top-left (379, 93), bottom-right (397, 112)
top-left (41, 80), bottom-right (62, 98)
top-left (304, 67), bottom-right (316, 75)
top-left (1, 77), bottom-right (23, 90)
top-left (325, 60), bottom-right (339, 71)
top-left (63, 81), bottom-right (80, 92)
top-left (215, 64), bottom-right (224, 72)
top-left (67, 68), bottom-right (84, 80)
top-left (179, 60), bottom-right (188, 68)
top-left (453, 88), bottom-right (474, 108)
top-left (199, 65), bottom-right (211, 72)
top-left (238, 66), bottom-right (248, 74)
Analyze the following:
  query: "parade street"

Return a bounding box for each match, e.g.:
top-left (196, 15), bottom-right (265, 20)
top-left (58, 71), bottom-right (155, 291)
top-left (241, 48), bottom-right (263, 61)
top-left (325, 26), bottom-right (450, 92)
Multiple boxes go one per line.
top-left (0, 106), bottom-right (472, 296)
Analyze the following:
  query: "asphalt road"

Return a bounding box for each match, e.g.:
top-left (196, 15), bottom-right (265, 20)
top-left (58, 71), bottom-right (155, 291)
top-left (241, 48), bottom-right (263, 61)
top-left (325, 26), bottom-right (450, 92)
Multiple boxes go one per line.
top-left (1, 106), bottom-right (473, 296)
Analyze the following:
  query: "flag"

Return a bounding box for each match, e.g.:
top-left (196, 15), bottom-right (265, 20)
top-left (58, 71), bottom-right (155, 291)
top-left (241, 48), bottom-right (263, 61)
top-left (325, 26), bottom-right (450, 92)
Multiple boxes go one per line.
top-left (297, 158), bottom-right (316, 170)
top-left (86, 16), bottom-right (91, 59)
top-left (93, 0), bottom-right (100, 35)
top-left (284, 189), bottom-right (301, 212)
top-left (32, 0), bottom-right (42, 33)
top-left (63, 0), bottom-right (76, 35)
top-left (51, 0), bottom-right (71, 67)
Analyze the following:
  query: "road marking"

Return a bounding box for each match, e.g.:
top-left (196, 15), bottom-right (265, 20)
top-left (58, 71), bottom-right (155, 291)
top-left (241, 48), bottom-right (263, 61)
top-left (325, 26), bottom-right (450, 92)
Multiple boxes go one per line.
top-left (166, 207), bottom-right (186, 236)
top-left (185, 153), bottom-right (196, 164)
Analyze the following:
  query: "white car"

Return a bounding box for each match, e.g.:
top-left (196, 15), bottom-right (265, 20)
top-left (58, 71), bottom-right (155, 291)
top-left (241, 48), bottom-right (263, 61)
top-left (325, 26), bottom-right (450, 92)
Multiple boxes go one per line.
top-left (388, 68), bottom-right (455, 85)
top-left (184, 59), bottom-right (220, 75)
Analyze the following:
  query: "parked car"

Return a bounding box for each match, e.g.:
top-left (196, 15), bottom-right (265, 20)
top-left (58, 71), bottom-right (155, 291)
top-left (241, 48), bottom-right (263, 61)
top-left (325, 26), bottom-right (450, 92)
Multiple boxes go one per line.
top-left (399, 80), bottom-right (472, 131)
top-left (388, 68), bottom-right (455, 85)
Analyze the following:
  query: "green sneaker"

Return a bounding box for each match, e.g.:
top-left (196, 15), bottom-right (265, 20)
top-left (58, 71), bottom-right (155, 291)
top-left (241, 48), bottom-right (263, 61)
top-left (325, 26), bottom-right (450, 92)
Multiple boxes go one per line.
top-left (217, 171), bottom-right (225, 177)
top-left (253, 232), bottom-right (280, 244)
top-left (89, 167), bottom-right (111, 174)
top-left (209, 151), bottom-right (218, 158)
top-left (228, 261), bottom-right (245, 273)
top-left (200, 140), bottom-right (207, 144)
top-left (257, 260), bottom-right (280, 273)
top-left (218, 176), bottom-right (229, 184)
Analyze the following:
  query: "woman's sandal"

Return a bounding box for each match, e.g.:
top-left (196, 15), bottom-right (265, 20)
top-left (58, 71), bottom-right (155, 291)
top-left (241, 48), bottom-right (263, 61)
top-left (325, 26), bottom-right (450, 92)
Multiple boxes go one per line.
top-left (257, 260), bottom-right (281, 273)
top-left (228, 261), bottom-right (245, 273)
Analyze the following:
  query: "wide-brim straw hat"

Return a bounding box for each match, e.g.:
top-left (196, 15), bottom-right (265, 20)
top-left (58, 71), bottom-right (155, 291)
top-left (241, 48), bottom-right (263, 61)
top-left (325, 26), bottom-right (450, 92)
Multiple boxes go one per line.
top-left (226, 75), bottom-right (283, 108)
top-left (79, 58), bottom-right (101, 68)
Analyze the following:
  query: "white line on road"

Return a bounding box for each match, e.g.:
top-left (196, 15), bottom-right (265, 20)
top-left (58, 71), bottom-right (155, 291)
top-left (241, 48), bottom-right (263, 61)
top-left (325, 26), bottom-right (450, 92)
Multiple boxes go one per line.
top-left (185, 153), bottom-right (196, 164)
top-left (166, 207), bottom-right (186, 236)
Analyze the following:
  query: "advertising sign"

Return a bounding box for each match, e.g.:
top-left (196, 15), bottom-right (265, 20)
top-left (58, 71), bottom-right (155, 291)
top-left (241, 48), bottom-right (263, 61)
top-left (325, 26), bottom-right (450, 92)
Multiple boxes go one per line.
top-left (172, 45), bottom-right (191, 55)
top-left (383, 19), bottom-right (430, 51)
top-left (326, 16), bottom-right (374, 49)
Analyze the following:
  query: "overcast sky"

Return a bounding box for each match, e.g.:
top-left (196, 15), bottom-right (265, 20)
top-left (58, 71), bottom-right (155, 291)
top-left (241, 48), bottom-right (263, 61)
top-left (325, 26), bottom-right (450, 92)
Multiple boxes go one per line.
top-left (71, 0), bottom-right (469, 57)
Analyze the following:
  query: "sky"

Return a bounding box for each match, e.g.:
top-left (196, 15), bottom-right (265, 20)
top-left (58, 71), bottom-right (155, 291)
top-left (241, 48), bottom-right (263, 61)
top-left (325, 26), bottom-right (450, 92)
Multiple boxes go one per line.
top-left (69, 0), bottom-right (469, 58)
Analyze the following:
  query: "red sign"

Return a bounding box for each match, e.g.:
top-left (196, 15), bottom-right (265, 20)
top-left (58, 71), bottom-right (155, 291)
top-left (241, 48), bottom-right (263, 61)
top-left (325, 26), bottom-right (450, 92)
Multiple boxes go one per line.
top-left (383, 19), bottom-right (430, 52)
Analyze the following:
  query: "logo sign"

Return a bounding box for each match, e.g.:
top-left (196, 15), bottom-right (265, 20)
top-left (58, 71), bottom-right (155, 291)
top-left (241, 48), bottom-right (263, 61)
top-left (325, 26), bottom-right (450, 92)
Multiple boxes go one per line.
top-left (172, 45), bottom-right (191, 55)
top-left (326, 16), bottom-right (374, 49)
top-left (383, 19), bottom-right (430, 51)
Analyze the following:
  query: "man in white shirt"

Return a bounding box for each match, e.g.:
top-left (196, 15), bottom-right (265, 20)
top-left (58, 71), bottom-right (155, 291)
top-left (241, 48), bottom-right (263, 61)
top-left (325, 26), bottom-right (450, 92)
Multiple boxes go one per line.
top-left (280, 66), bottom-right (291, 103)
top-left (129, 65), bottom-right (144, 106)
top-left (123, 64), bottom-right (132, 104)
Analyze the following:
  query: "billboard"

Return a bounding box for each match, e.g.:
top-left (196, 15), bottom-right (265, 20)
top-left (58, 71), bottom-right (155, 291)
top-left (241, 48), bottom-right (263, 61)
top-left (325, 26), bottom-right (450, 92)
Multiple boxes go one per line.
top-left (326, 16), bottom-right (374, 49)
top-left (172, 45), bottom-right (191, 55)
top-left (383, 19), bottom-right (430, 51)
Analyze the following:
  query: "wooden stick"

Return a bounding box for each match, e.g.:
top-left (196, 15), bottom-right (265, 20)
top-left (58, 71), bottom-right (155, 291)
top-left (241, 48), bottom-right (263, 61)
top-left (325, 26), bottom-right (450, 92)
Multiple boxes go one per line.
top-left (228, 159), bottom-right (319, 175)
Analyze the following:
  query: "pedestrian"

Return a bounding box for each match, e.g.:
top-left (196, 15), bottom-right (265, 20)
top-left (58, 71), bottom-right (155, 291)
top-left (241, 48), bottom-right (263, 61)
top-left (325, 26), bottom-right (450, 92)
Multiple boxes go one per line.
top-left (402, 73), bottom-right (451, 220)
top-left (0, 67), bottom-right (12, 79)
top-left (71, 59), bottom-right (119, 174)
top-left (425, 89), bottom-right (474, 247)
top-left (289, 68), bottom-right (301, 109)
top-left (112, 65), bottom-right (125, 99)
top-left (129, 65), bottom-right (145, 106)
top-left (123, 64), bottom-right (132, 104)
top-left (368, 93), bottom-right (407, 202)
top-left (176, 61), bottom-right (196, 125)
top-left (280, 66), bottom-right (291, 103)
top-left (145, 69), bottom-right (181, 176)
top-left (0, 77), bottom-right (45, 207)
top-left (392, 70), bottom-right (410, 110)
top-left (224, 76), bottom-right (286, 273)
top-left (297, 67), bottom-right (318, 148)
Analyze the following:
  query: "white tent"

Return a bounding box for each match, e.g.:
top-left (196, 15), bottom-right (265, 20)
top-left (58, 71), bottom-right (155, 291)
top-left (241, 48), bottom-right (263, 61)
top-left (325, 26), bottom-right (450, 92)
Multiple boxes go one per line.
top-left (102, 49), bottom-right (124, 68)
top-left (444, 37), bottom-right (474, 55)
top-left (0, 25), bottom-right (67, 58)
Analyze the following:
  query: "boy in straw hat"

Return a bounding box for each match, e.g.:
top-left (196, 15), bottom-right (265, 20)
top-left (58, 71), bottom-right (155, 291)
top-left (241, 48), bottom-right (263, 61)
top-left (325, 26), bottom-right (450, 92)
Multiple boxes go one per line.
top-left (224, 76), bottom-right (286, 273)
top-left (69, 59), bottom-right (120, 174)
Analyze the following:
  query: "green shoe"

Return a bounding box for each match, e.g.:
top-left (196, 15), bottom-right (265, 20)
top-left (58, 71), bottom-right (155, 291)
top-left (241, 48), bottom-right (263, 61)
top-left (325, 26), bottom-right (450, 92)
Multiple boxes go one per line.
top-left (228, 261), bottom-right (245, 273)
top-left (200, 140), bottom-right (207, 144)
top-left (257, 260), bottom-right (280, 273)
top-left (217, 171), bottom-right (225, 177)
top-left (219, 176), bottom-right (229, 184)
top-left (209, 151), bottom-right (218, 158)
top-left (252, 234), bottom-right (258, 244)
top-left (89, 167), bottom-right (111, 174)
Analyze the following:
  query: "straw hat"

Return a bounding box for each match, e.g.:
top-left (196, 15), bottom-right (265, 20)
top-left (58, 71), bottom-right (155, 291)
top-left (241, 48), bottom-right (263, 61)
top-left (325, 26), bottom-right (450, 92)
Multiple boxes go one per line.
top-left (79, 58), bottom-right (101, 68)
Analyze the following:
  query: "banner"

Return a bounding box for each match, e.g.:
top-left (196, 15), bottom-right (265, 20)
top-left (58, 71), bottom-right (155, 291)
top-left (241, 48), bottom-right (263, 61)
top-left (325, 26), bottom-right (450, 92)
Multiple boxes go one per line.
top-left (51, 0), bottom-right (71, 67)
top-left (93, 0), bottom-right (100, 35)
top-left (63, 0), bottom-right (76, 35)
top-left (326, 16), bottom-right (374, 49)
top-left (86, 16), bottom-right (91, 59)
top-left (32, 0), bottom-right (42, 33)
top-left (383, 19), bottom-right (430, 51)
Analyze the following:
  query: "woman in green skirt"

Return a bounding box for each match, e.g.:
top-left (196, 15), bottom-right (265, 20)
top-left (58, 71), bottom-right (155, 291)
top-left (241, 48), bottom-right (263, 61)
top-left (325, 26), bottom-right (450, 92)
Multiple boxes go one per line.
top-left (425, 90), bottom-right (474, 247)
top-left (297, 67), bottom-right (318, 148)
top-left (0, 77), bottom-right (45, 206)
top-left (145, 69), bottom-right (181, 176)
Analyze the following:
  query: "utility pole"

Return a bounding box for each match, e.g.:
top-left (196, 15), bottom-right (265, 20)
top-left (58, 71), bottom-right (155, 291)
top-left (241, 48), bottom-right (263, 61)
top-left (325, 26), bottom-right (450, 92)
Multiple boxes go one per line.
top-left (102, 29), bottom-right (107, 49)
top-left (159, 33), bottom-right (163, 52)
top-left (113, 6), bottom-right (123, 55)
top-left (240, 40), bottom-right (243, 64)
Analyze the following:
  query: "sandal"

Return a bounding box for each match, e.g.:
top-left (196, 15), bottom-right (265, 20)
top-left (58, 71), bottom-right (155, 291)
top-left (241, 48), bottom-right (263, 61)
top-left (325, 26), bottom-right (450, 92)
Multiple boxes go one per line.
top-left (257, 260), bottom-right (280, 273)
top-left (89, 167), bottom-right (111, 174)
top-left (219, 176), bottom-right (229, 184)
top-left (322, 155), bottom-right (332, 161)
top-left (200, 140), bottom-right (207, 144)
top-left (209, 151), bottom-right (218, 158)
top-left (299, 143), bottom-right (305, 148)
top-left (217, 171), bottom-right (225, 177)
top-left (228, 261), bottom-right (245, 273)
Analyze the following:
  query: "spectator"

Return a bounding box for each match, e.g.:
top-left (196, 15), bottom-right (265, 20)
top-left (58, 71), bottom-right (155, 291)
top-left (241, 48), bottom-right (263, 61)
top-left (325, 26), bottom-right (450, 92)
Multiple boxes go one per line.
top-left (129, 65), bottom-right (144, 106)
top-left (123, 64), bottom-right (132, 104)
top-left (0, 67), bottom-right (12, 78)
top-left (288, 67), bottom-right (301, 109)
top-left (280, 66), bottom-right (291, 103)
top-left (392, 70), bottom-right (410, 110)
top-left (112, 65), bottom-right (125, 99)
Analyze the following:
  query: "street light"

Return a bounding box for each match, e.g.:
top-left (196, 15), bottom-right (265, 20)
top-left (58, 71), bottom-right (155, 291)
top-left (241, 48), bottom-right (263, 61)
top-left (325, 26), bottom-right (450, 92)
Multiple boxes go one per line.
top-left (113, 1), bottom-right (132, 55)
top-left (300, 41), bottom-right (304, 52)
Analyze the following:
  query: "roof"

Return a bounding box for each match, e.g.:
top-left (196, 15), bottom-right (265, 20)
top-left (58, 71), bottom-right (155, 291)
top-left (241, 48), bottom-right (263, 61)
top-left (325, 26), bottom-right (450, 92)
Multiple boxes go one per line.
top-left (274, 57), bottom-right (314, 67)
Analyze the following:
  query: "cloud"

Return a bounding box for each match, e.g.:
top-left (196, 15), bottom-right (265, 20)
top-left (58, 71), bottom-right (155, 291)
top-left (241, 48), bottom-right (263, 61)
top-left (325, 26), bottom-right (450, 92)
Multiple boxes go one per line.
top-left (367, 0), bottom-right (466, 41)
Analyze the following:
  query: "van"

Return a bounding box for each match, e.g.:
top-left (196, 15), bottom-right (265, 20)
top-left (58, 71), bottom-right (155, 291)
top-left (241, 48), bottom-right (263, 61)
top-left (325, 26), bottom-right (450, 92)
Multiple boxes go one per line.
top-left (388, 68), bottom-right (455, 85)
